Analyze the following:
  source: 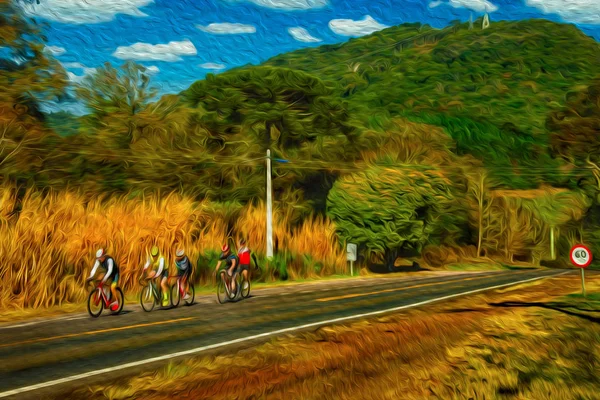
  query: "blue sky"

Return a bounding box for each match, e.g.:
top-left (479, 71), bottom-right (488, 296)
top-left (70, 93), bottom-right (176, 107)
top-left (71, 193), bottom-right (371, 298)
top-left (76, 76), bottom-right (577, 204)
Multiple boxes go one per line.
top-left (22, 0), bottom-right (600, 115)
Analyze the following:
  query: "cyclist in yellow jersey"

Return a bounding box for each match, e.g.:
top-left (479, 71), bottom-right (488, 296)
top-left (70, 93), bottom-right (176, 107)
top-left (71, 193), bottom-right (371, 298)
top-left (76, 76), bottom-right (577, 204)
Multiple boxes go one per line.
top-left (143, 246), bottom-right (169, 307)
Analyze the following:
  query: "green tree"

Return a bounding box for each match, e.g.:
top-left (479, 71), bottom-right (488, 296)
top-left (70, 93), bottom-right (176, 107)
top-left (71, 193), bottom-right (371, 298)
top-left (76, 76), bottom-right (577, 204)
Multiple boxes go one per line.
top-left (71, 61), bottom-right (158, 193)
top-left (327, 165), bottom-right (462, 270)
top-left (548, 77), bottom-right (600, 200)
top-left (0, 0), bottom-right (67, 180)
top-left (182, 66), bottom-right (359, 209)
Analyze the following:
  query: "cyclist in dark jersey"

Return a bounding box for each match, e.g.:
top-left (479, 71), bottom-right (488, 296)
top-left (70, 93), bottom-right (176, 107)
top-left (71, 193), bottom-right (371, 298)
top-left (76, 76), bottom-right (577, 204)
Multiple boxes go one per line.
top-left (174, 248), bottom-right (192, 300)
top-left (86, 248), bottom-right (120, 311)
top-left (214, 244), bottom-right (238, 298)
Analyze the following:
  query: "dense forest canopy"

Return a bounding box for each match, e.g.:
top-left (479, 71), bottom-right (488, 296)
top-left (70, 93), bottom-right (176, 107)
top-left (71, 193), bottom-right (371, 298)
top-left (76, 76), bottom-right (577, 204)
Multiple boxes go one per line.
top-left (1, 0), bottom-right (600, 292)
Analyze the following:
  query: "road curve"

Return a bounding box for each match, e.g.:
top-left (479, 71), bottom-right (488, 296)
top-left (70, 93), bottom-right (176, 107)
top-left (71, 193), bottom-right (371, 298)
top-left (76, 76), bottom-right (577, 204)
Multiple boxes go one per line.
top-left (0, 268), bottom-right (570, 399)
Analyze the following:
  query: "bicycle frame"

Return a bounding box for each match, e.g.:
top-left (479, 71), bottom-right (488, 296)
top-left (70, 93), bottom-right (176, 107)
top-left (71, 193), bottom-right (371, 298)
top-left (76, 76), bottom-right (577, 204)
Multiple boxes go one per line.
top-left (145, 278), bottom-right (161, 302)
top-left (92, 281), bottom-right (111, 307)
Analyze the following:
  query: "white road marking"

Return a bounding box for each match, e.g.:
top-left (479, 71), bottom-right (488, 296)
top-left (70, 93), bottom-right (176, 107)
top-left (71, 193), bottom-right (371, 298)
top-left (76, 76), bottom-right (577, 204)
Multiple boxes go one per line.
top-left (0, 271), bottom-right (518, 330)
top-left (0, 270), bottom-right (568, 399)
top-left (0, 314), bottom-right (88, 330)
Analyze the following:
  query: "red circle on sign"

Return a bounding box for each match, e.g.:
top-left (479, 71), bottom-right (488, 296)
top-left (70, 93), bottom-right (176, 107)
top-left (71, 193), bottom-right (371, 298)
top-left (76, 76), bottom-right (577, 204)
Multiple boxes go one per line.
top-left (570, 244), bottom-right (592, 268)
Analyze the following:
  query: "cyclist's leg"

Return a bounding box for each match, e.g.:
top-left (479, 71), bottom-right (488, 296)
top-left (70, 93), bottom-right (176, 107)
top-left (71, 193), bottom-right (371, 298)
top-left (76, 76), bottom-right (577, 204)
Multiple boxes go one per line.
top-left (97, 273), bottom-right (108, 297)
top-left (230, 266), bottom-right (239, 294)
top-left (160, 273), bottom-right (169, 305)
top-left (183, 270), bottom-right (191, 298)
top-left (242, 267), bottom-right (249, 285)
top-left (110, 274), bottom-right (119, 303)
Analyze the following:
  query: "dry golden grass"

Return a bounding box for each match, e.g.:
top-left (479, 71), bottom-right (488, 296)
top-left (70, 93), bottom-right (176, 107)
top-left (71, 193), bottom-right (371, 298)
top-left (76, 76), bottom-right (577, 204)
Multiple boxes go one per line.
top-left (71, 274), bottom-right (600, 400)
top-left (0, 182), bottom-right (346, 310)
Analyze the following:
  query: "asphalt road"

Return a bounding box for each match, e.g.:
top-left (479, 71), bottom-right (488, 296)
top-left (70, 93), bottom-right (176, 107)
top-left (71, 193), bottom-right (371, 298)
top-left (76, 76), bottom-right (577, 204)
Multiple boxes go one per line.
top-left (0, 268), bottom-right (572, 399)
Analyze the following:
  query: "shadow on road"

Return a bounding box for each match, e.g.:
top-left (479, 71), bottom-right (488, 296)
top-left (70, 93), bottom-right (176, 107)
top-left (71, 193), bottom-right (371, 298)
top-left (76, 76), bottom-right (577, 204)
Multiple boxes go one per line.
top-left (367, 261), bottom-right (429, 274)
top-left (488, 301), bottom-right (600, 324)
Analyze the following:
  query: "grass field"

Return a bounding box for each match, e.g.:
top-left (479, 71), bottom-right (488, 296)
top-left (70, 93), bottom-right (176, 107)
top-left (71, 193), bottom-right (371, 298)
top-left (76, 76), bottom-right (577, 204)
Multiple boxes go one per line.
top-left (66, 273), bottom-right (600, 400)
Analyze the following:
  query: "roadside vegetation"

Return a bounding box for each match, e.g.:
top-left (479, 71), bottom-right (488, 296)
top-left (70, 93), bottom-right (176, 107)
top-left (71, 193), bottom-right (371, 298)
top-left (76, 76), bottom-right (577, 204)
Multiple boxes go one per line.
top-left (1, 0), bottom-right (600, 310)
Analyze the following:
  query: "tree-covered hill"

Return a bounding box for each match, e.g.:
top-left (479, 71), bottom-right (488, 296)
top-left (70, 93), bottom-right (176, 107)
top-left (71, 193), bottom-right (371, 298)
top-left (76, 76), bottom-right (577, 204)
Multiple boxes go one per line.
top-left (264, 19), bottom-right (600, 134)
top-left (256, 19), bottom-right (600, 189)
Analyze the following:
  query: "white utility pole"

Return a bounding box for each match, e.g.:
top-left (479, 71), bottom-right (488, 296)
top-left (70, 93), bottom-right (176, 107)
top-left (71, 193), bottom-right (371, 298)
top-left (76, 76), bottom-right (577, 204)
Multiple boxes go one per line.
top-left (266, 149), bottom-right (273, 258)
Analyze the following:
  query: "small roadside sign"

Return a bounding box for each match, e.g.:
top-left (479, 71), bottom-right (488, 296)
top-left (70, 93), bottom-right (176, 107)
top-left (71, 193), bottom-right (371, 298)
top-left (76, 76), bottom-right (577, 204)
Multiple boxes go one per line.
top-left (346, 243), bottom-right (357, 262)
top-left (570, 244), bottom-right (592, 297)
top-left (347, 243), bottom-right (357, 276)
top-left (570, 244), bottom-right (592, 268)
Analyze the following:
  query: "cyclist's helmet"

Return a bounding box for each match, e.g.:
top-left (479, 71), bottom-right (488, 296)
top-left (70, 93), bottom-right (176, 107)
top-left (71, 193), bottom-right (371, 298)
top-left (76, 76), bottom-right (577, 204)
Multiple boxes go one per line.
top-left (96, 248), bottom-right (105, 259)
top-left (220, 244), bottom-right (230, 258)
top-left (151, 246), bottom-right (159, 257)
top-left (176, 249), bottom-right (185, 258)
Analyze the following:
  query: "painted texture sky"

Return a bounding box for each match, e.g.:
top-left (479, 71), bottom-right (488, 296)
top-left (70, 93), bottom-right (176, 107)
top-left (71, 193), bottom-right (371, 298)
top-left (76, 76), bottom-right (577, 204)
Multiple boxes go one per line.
top-left (23, 0), bottom-right (600, 113)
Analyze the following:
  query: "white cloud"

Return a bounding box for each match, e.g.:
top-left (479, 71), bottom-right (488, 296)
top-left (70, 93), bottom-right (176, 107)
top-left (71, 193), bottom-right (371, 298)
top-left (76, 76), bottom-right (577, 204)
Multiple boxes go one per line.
top-left (197, 23), bottom-right (256, 34)
top-left (428, 0), bottom-right (498, 13)
top-left (112, 39), bottom-right (197, 62)
top-left (62, 62), bottom-right (97, 76)
top-left (288, 27), bottom-right (322, 42)
top-left (242, 0), bottom-right (327, 10)
top-left (43, 46), bottom-right (67, 56)
top-left (199, 63), bottom-right (226, 70)
top-left (525, 0), bottom-right (600, 25)
top-left (19, 0), bottom-right (153, 24)
top-left (328, 15), bottom-right (389, 37)
top-left (145, 65), bottom-right (160, 74)
top-left (67, 69), bottom-right (97, 83)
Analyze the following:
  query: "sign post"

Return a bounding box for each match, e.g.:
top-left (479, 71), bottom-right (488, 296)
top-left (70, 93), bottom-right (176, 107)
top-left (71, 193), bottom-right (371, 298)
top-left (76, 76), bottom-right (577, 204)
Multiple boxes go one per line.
top-left (346, 243), bottom-right (357, 276)
top-left (570, 244), bottom-right (592, 297)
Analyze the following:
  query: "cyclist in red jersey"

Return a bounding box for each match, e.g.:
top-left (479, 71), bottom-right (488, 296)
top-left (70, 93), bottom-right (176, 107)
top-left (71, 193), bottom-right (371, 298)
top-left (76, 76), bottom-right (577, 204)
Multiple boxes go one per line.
top-left (237, 239), bottom-right (251, 292)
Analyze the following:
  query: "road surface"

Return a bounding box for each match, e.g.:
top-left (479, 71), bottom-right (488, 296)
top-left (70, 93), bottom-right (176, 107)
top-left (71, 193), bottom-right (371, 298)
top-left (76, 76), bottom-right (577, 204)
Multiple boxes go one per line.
top-left (0, 268), bottom-right (571, 399)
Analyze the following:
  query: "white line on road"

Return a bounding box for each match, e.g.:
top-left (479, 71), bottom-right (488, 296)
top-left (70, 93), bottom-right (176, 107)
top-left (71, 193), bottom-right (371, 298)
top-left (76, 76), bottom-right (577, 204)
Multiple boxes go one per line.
top-left (0, 270), bottom-right (569, 399)
top-left (0, 271), bottom-right (503, 330)
top-left (0, 314), bottom-right (89, 330)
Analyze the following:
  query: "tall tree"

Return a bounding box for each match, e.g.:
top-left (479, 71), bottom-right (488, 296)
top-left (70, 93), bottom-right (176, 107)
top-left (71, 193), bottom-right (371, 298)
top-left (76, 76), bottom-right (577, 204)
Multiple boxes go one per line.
top-left (73, 61), bottom-right (158, 193)
top-left (0, 0), bottom-right (67, 180)
top-left (548, 77), bottom-right (600, 201)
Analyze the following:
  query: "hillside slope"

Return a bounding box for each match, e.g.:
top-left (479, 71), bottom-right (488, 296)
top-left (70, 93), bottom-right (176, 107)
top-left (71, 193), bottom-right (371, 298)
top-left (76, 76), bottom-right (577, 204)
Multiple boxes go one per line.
top-left (264, 19), bottom-right (600, 136)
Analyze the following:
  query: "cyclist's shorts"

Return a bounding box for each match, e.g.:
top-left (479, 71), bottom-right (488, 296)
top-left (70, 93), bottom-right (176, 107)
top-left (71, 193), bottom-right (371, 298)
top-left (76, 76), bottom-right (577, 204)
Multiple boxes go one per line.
top-left (111, 273), bottom-right (119, 285)
top-left (161, 269), bottom-right (169, 279)
top-left (178, 268), bottom-right (191, 279)
top-left (239, 264), bottom-right (250, 272)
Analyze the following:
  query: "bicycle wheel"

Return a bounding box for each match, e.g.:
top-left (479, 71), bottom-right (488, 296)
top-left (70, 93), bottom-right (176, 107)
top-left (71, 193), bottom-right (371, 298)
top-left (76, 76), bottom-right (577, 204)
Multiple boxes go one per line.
top-left (140, 284), bottom-right (155, 312)
top-left (87, 288), bottom-right (103, 318)
top-left (241, 276), bottom-right (251, 298)
top-left (232, 273), bottom-right (243, 301)
top-left (184, 285), bottom-right (195, 306)
top-left (111, 288), bottom-right (125, 315)
top-left (217, 272), bottom-right (228, 304)
top-left (171, 281), bottom-right (181, 308)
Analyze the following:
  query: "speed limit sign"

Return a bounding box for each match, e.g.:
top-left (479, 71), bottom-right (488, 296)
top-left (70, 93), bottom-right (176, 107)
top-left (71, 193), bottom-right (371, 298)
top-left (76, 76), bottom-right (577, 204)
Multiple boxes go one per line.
top-left (570, 244), bottom-right (592, 268)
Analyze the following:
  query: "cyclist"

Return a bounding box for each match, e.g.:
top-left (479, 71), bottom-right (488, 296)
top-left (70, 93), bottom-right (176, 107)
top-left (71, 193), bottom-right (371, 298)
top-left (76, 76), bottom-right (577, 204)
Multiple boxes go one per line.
top-left (86, 248), bottom-right (120, 311)
top-left (143, 246), bottom-right (169, 307)
top-left (237, 239), bottom-right (251, 291)
top-left (214, 244), bottom-right (238, 298)
top-left (174, 248), bottom-right (192, 301)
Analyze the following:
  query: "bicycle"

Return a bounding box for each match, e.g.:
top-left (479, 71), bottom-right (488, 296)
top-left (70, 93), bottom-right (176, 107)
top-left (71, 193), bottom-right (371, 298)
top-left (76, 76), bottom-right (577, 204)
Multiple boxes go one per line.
top-left (139, 275), bottom-right (173, 312)
top-left (217, 268), bottom-right (243, 304)
top-left (170, 274), bottom-right (195, 307)
top-left (87, 280), bottom-right (124, 318)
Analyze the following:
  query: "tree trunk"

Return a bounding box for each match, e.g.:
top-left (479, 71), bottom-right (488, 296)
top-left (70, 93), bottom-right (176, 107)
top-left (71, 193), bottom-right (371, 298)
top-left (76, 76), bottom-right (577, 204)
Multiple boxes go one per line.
top-left (550, 225), bottom-right (555, 260)
top-left (385, 249), bottom-right (399, 272)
